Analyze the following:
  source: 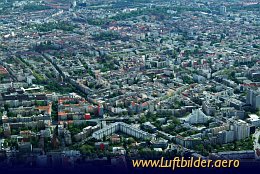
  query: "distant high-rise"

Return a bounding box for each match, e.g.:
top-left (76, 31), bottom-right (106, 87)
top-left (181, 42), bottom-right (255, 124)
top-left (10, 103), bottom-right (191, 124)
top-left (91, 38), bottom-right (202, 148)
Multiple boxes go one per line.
top-left (231, 120), bottom-right (250, 141)
top-left (220, 5), bottom-right (227, 15)
top-left (247, 89), bottom-right (260, 110)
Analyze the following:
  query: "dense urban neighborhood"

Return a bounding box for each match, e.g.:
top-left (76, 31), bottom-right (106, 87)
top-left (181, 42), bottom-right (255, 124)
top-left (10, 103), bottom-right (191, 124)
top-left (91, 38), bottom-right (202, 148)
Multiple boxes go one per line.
top-left (0, 0), bottom-right (260, 170)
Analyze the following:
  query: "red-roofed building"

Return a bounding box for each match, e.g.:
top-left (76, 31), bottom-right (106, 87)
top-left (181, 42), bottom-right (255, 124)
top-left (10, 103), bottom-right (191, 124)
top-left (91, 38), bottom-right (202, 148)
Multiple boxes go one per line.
top-left (0, 66), bottom-right (8, 75)
top-left (84, 113), bottom-right (91, 120)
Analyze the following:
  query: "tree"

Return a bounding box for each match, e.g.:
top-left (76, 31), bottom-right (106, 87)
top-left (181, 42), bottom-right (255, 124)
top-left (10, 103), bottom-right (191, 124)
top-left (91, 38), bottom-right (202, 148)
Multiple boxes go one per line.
top-left (33, 22), bottom-right (77, 32)
top-left (195, 144), bottom-right (204, 153)
top-left (92, 31), bottom-right (120, 41)
top-left (4, 138), bottom-right (17, 148)
top-left (182, 76), bottom-right (194, 84)
top-left (31, 137), bottom-right (39, 148)
top-left (128, 137), bottom-right (135, 145)
top-left (7, 112), bottom-right (16, 117)
top-left (170, 116), bottom-right (180, 125)
top-left (80, 144), bottom-right (95, 156)
top-left (51, 101), bottom-right (58, 121)
top-left (24, 5), bottom-right (52, 12)
top-left (0, 127), bottom-right (4, 137)
top-left (4, 104), bottom-right (9, 111)
top-left (140, 115), bottom-right (147, 123)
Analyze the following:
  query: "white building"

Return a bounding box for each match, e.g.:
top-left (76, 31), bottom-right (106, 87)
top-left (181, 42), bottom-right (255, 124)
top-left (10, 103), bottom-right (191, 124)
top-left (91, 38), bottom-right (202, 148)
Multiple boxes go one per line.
top-left (26, 75), bottom-right (35, 85)
top-left (180, 108), bottom-right (211, 124)
top-left (231, 120), bottom-right (250, 141)
top-left (247, 114), bottom-right (260, 127)
top-left (92, 122), bottom-right (155, 140)
top-left (247, 89), bottom-right (260, 110)
top-left (220, 6), bottom-right (227, 15)
top-left (71, 0), bottom-right (77, 8)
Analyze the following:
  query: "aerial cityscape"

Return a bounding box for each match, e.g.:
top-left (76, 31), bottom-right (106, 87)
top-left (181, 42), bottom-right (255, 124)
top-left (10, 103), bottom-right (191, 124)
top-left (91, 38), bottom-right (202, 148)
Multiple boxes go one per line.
top-left (0, 0), bottom-right (259, 172)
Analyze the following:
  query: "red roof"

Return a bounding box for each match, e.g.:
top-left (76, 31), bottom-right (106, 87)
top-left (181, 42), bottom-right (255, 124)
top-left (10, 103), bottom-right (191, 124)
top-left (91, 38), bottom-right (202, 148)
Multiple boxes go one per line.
top-left (0, 66), bottom-right (8, 75)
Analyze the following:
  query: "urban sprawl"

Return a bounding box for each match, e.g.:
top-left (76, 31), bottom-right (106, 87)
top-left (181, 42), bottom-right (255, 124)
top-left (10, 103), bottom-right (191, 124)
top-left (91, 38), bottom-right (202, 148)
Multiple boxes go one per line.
top-left (0, 0), bottom-right (260, 169)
